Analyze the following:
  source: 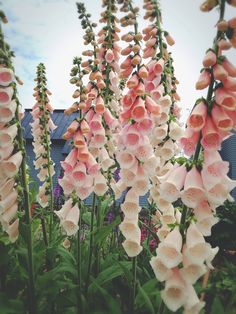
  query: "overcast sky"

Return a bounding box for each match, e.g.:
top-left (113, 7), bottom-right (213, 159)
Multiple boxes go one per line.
top-left (1, 0), bottom-right (235, 121)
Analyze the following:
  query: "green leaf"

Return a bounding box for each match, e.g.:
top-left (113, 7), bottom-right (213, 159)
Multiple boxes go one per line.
top-left (135, 278), bottom-right (161, 311)
top-left (92, 282), bottom-right (122, 314)
top-left (136, 282), bottom-right (155, 314)
top-left (116, 261), bottom-right (133, 288)
top-left (93, 216), bottom-right (121, 245)
top-left (88, 261), bottom-right (132, 294)
top-left (0, 293), bottom-right (24, 314)
top-left (82, 211), bottom-right (91, 225)
top-left (211, 297), bottom-right (225, 314)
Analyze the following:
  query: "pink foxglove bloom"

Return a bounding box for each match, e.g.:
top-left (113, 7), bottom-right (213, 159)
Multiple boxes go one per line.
top-left (179, 128), bottom-right (200, 156)
top-left (183, 285), bottom-right (205, 314)
top-left (161, 268), bottom-right (187, 312)
top-left (160, 165), bottom-right (187, 202)
top-left (150, 256), bottom-right (172, 282)
top-left (0, 86), bottom-right (14, 106)
top-left (195, 70), bottom-right (211, 90)
top-left (215, 87), bottom-right (236, 111)
top-left (185, 223), bottom-right (213, 265)
top-left (181, 166), bottom-right (206, 208)
top-left (202, 50), bottom-right (217, 67)
top-left (156, 227), bottom-right (183, 268)
top-left (122, 239), bottom-right (143, 257)
top-left (61, 203), bottom-right (80, 236)
top-left (201, 116), bottom-right (222, 150)
top-left (0, 68), bottom-right (14, 86)
top-left (0, 100), bottom-right (17, 123)
top-left (211, 104), bottom-right (233, 131)
top-left (187, 101), bottom-right (207, 131)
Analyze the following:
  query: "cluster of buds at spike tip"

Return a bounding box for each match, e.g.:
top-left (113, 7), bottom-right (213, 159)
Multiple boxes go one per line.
top-left (119, 3), bottom-right (143, 80)
top-left (31, 63), bottom-right (56, 208)
top-left (0, 12), bottom-right (23, 242)
top-left (96, 0), bottom-right (122, 104)
top-left (77, 2), bottom-right (97, 46)
top-left (150, 1), bottom-right (236, 313)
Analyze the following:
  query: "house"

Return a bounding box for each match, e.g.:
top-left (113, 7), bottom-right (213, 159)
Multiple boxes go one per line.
top-left (21, 109), bottom-right (77, 187)
top-left (221, 132), bottom-right (236, 200)
top-left (22, 109), bottom-right (236, 204)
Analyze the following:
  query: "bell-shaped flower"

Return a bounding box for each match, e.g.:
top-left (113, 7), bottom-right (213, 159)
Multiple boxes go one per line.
top-left (161, 268), bottom-right (187, 312)
top-left (94, 173), bottom-right (108, 196)
top-left (211, 105), bottom-right (233, 132)
top-left (54, 198), bottom-right (73, 220)
top-left (169, 120), bottom-right (184, 140)
top-left (150, 256), bottom-right (172, 282)
top-left (122, 239), bottom-right (143, 257)
top-left (201, 116), bottom-right (221, 151)
top-left (76, 186), bottom-right (93, 200)
top-left (152, 124), bottom-right (168, 141)
top-left (181, 166), bottom-right (206, 208)
top-left (195, 70), bottom-right (211, 90)
top-left (111, 180), bottom-right (127, 200)
top-left (0, 68), bottom-right (14, 86)
top-left (187, 101), bottom-right (207, 131)
top-left (0, 178), bottom-right (15, 199)
top-left (0, 87), bottom-right (14, 106)
top-left (99, 147), bottom-right (114, 171)
top-left (119, 220), bottom-right (140, 241)
top-left (0, 189), bottom-right (18, 214)
top-left (160, 165), bottom-right (187, 202)
top-left (215, 87), bottom-right (236, 111)
top-left (61, 203), bottom-right (80, 236)
top-left (183, 285), bottom-right (205, 314)
top-left (159, 139), bottom-right (175, 160)
top-left (58, 176), bottom-right (75, 195)
top-left (180, 245), bottom-right (207, 284)
top-left (180, 128), bottom-right (200, 156)
top-left (157, 225), bottom-right (171, 241)
top-left (185, 223), bottom-right (211, 265)
top-left (0, 100), bottom-right (17, 123)
top-left (0, 143), bottom-right (14, 161)
top-left (116, 151), bottom-right (136, 169)
top-left (0, 124), bottom-right (18, 147)
top-left (156, 227), bottom-right (183, 268)
top-left (194, 199), bottom-right (218, 236)
top-left (160, 206), bottom-right (176, 225)
top-left (1, 202), bottom-right (18, 230)
top-left (38, 183), bottom-right (50, 208)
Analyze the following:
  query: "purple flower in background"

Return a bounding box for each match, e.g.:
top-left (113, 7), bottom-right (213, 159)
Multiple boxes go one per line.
top-left (53, 177), bottom-right (63, 198)
top-left (107, 212), bottom-right (114, 224)
top-left (113, 168), bottom-right (120, 182)
top-left (53, 186), bottom-right (62, 198)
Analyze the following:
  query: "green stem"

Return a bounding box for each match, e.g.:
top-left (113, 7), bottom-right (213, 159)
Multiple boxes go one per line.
top-left (77, 202), bottom-right (83, 314)
top-left (154, 1), bottom-right (164, 59)
top-left (95, 198), bottom-right (101, 276)
top-left (41, 216), bottom-right (48, 247)
top-left (85, 193), bottom-right (96, 293)
top-left (131, 256), bottom-right (137, 313)
top-left (41, 88), bottom-right (54, 244)
top-left (16, 102), bottom-right (36, 314)
top-left (158, 300), bottom-right (165, 314)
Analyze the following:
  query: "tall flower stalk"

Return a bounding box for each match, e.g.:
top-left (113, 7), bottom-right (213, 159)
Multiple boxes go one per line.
top-left (31, 63), bottom-right (56, 244)
top-left (0, 11), bottom-right (36, 313)
top-left (149, 0), bottom-right (236, 313)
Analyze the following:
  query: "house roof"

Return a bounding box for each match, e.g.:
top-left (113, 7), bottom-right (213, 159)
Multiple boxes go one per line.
top-left (21, 109), bottom-right (78, 140)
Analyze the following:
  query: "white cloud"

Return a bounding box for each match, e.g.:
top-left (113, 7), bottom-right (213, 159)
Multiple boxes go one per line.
top-left (1, 0), bottom-right (235, 124)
